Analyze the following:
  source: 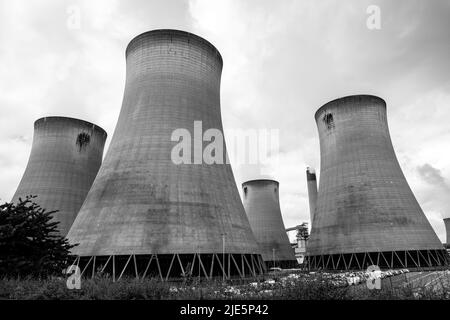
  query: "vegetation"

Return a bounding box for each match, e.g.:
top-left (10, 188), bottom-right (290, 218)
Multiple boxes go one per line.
top-left (0, 271), bottom-right (448, 300)
top-left (0, 196), bottom-right (76, 277)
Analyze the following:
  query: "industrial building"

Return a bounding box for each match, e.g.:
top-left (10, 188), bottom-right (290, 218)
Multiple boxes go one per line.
top-left (306, 95), bottom-right (449, 270)
top-left (12, 117), bottom-right (106, 236)
top-left (67, 30), bottom-right (264, 280)
top-left (286, 223), bottom-right (309, 265)
top-left (242, 179), bottom-right (297, 268)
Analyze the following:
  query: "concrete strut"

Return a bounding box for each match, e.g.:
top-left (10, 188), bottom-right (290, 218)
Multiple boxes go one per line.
top-left (67, 30), bottom-right (261, 278)
top-left (306, 95), bottom-right (446, 270)
top-left (12, 117), bottom-right (107, 236)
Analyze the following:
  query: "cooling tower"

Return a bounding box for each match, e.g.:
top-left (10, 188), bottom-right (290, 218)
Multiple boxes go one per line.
top-left (12, 117), bottom-right (106, 236)
top-left (242, 179), bottom-right (297, 268)
top-left (67, 30), bottom-right (264, 280)
top-left (306, 167), bottom-right (318, 225)
top-left (307, 95), bottom-right (448, 270)
top-left (445, 218), bottom-right (450, 249)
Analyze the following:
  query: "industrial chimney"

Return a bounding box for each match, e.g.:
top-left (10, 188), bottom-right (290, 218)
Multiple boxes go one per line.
top-left (12, 117), bottom-right (106, 236)
top-left (306, 167), bottom-right (318, 225)
top-left (242, 179), bottom-right (297, 268)
top-left (67, 30), bottom-right (264, 280)
top-left (307, 95), bottom-right (448, 270)
top-left (444, 218), bottom-right (450, 249)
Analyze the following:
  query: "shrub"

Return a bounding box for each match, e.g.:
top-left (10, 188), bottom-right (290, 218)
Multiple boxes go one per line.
top-left (0, 196), bottom-right (76, 277)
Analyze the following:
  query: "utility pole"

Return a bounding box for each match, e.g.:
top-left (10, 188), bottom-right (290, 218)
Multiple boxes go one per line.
top-left (273, 248), bottom-right (275, 269)
top-left (222, 233), bottom-right (226, 282)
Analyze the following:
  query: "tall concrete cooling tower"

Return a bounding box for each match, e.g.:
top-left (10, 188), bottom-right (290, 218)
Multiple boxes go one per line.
top-left (67, 30), bottom-right (264, 280)
top-left (306, 167), bottom-right (318, 225)
top-left (444, 218), bottom-right (450, 249)
top-left (12, 117), bottom-right (106, 236)
top-left (242, 180), bottom-right (297, 268)
top-left (307, 95), bottom-right (448, 270)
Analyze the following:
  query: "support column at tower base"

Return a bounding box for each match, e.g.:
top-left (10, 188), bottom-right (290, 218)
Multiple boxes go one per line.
top-left (69, 253), bottom-right (266, 281)
top-left (306, 249), bottom-right (450, 271)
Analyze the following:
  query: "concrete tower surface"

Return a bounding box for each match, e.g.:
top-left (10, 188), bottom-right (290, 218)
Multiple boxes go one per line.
top-left (306, 167), bottom-right (318, 225)
top-left (444, 218), bottom-right (450, 249)
top-left (12, 117), bottom-right (107, 236)
top-left (242, 179), bottom-right (297, 268)
top-left (67, 30), bottom-right (263, 279)
top-left (307, 95), bottom-right (448, 270)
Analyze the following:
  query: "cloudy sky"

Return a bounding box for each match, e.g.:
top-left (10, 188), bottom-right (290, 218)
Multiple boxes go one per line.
top-left (1, 0), bottom-right (449, 242)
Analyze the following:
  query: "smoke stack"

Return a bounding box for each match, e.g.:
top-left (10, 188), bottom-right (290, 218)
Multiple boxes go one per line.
top-left (307, 95), bottom-right (448, 270)
top-left (242, 179), bottom-right (297, 268)
top-left (445, 218), bottom-right (450, 249)
top-left (12, 117), bottom-right (106, 236)
top-left (67, 30), bottom-right (263, 279)
top-left (306, 167), bottom-right (318, 225)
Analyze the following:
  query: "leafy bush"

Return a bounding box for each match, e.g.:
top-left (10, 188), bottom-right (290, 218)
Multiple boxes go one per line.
top-left (0, 196), bottom-right (76, 277)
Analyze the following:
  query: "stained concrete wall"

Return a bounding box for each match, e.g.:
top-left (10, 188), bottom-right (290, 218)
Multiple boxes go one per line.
top-left (67, 29), bottom-right (260, 256)
top-left (242, 179), bottom-right (296, 262)
top-left (308, 95), bottom-right (443, 256)
top-left (12, 117), bottom-right (106, 236)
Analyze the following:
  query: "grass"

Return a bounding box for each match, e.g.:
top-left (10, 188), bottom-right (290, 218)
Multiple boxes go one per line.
top-left (0, 271), bottom-right (449, 300)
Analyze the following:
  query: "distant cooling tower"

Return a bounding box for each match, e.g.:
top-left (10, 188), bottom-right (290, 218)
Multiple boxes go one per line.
top-left (242, 180), bottom-right (297, 268)
top-left (306, 167), bottom-right (318, 225)
top-left (12, 117), bottom-right (106, 236)
top-left (307, 95), bottom-right (448, 270)
top-left (445, 218), bottom-right (450, 249)
top-left (67, 30), bottom-right (264, 280)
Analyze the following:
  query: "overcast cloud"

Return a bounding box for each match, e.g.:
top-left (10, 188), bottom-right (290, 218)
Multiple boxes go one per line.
top-left (1, 0), bottom-right (449, 242)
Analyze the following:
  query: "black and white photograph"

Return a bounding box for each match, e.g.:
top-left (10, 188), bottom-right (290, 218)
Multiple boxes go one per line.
top-left (0, 0), bottom-right (449, 313)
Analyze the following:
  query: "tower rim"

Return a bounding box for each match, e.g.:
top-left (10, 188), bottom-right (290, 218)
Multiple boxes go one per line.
top-left (242, 179), bottom-right (279, 187)
top-left (314, 94), bottom-right (386, 121)
top-left (34, 116), bottom-right (107, 137)
top-left (125, 29), bottom-right (223, 66)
